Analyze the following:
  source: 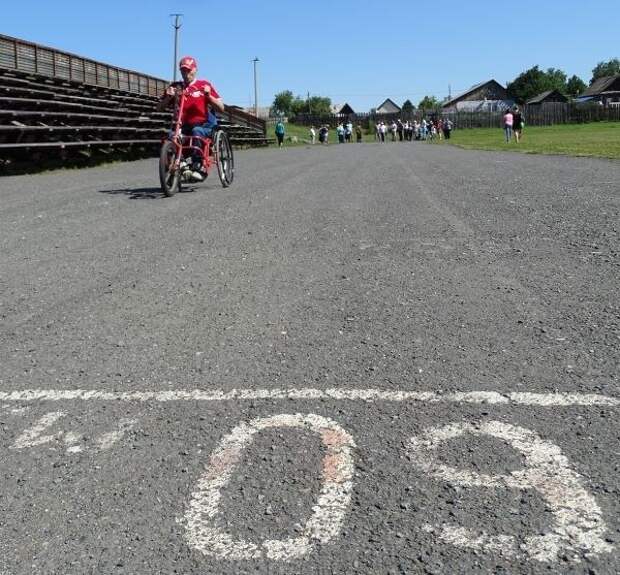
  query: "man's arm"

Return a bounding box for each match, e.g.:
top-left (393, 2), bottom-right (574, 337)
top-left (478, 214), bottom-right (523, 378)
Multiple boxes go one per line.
top-left (203, 84), bottom-right (225, 114)
top-left (156, 84), bottom-right (178, 111)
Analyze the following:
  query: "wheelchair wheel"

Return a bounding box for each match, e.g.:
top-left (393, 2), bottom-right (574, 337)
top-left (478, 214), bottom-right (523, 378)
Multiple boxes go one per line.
top-left (159, 140), bottom-right (181, 197)
top-left (214, 129), bottom-right (234, 188)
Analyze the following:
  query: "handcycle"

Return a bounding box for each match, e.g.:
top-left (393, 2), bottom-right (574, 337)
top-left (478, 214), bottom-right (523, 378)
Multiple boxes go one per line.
top-left (159, 87), bottom-right (234, 197)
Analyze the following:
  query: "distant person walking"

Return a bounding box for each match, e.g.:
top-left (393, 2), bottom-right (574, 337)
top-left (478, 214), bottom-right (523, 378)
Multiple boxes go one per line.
top-left (512, 108), bottom-right (524, 143)
top-left (503, 109), bottom-right (514, 143)
top-left (336, 122), bottom-right (345, 143)
top-left (275, 120), bottom-right (285, 147)
top-left (309, 125), bottom-right (316, 144)
top-left (318, 125), bottom-right (329, 144)
top-left (355, 124), bottom-right (363, 143)
top-left (345, 121), bottom-right (353, 143)
top-left (390, 121), bottom-right (397, 141)
top-left (442, 118), bottom-right (453, 139)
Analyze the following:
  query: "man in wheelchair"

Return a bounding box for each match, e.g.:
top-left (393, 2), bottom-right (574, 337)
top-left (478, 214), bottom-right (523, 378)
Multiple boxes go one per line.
top-left (158, 56), bottom-right (225, 181)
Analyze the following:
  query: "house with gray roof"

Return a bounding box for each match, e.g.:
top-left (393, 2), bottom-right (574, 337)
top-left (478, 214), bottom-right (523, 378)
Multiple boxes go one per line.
top-left (526, 90), bottom-right (568, 106)
top-left (442, 79), bottom-right (514, 112)
top-left (576, 75), bottom-right (620, 106)
top-left (374, 98), bottom-right (401, 114)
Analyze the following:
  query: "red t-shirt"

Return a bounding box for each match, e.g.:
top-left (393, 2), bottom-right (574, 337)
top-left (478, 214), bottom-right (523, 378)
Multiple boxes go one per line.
top-left (177, 79), bottom-right (220, 125)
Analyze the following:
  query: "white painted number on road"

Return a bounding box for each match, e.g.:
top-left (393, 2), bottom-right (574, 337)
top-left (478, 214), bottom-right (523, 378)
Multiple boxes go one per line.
top-left (408, 421), bottom-right (613, 562)
top-left (183, 413), bottom-right (356, 561)
top-left (11, 411), bottom-right (67, 449)
top-left (9, 412), bottom-right (136, 454)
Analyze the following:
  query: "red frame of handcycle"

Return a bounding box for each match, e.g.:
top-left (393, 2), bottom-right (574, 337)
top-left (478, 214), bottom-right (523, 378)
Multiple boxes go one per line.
top-left (163, 87), bottom-right (216, 175)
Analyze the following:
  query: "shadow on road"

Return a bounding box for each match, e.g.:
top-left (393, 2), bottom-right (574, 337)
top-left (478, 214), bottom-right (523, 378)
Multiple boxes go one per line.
top-left (98, 186), bottom-right (200, 200)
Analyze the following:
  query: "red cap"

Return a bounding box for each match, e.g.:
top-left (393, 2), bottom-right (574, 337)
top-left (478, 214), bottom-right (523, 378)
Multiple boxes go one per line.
top-left (179, 56), bottom-right (197, 71)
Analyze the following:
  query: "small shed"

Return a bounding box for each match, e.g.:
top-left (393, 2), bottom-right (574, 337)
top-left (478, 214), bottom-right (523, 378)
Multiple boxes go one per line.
top-left (375, 98), bottom-right (401, 114)
top-left (526, 90), bottom-right (568, 105)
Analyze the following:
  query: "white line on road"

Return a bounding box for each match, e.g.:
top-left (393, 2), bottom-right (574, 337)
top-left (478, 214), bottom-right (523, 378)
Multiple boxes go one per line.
top-left (0, 388), bottom-right (617, 406)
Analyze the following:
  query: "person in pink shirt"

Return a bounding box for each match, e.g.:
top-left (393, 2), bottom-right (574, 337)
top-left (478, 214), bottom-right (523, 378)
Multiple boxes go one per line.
top-left (503, 109), bottom-right (514, 143)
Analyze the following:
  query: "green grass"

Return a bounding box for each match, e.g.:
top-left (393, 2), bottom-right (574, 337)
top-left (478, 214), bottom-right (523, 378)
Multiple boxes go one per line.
top-left (440, 122), bottom-right (620, 159)
top-left (268, 121), bottom-right (620, 159)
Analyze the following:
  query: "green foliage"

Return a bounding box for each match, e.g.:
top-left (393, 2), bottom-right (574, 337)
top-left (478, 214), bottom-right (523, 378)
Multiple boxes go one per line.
top-left (566, 75), bottom-right (587, 97)
top-left (290, 95), bottom-right (332, 116)
top-left (590, 58), bottom-right (620, 84)
top-left (271, 90), bottom-right (294, 117)
top-left (507, 66), bottom-right (568, 103)
top-left (291, 97), bottom-right (306, 116)
top-left (418, 95), bottom-right (440, 109)
top-left (309, 96), bottom-right (332, 115)
top-left (272, 91), bottom-right (332, 117)
top-left (402, 99), bottom-right (415, 113)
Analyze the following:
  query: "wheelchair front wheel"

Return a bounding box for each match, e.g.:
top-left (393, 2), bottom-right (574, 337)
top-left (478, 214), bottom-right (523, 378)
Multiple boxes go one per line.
top-left (159, 140), bottom-right (181, 197)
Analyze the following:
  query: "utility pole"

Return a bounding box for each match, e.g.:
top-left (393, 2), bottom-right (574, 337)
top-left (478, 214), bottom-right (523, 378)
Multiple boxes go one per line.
top-left (307, 90), bottom-right (311, 114)
top-left (170, 14), bottom-right (183, 82)
top-left (253, 57), bottom-right (259, 117)
top-left (448, 84), bottom-right (452, 100)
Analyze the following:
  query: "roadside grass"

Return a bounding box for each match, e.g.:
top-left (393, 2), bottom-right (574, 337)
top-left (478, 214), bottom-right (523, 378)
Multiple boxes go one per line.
top-left (440, 122), bottom-right (620, 159)
top-left (267, 121), bottom-right (620, 159)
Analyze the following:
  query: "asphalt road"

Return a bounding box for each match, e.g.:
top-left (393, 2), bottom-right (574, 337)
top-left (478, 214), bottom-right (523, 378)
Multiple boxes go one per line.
top-left (0, 142), bottom-right (618, 574)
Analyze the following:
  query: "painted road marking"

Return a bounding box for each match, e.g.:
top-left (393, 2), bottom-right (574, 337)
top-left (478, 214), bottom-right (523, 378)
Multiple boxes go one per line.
top-left (183, 413), bottom-right (355, 561)
top-left (1, 388), bottom-right (617, 564)
top-left (408, 421), bottom-right (613, 563)
top-left (11, 411), bottom-right (66, 449)
top-left (9, 411), bottom-right (136, 454)
top-left (0, 388), bottom-right (617, 406)
top-left (96, 418), bottom-right (137, 450)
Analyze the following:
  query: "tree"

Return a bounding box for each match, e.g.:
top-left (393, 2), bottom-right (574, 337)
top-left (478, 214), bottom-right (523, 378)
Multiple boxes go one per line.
top-left (566, 75), bottom-right (587, 97)
top-left (289, 95), bottom-right (332, 116)
top-left (507, 66), bottom-right (567, 103)
top-left (590, 58), bottom-right (620, 84)
top-left (271, 90), bottom-right (294, 117)
top-left (290, 97), bottom-right (307, 116)
top-left (418, 95), bottom-right (439, 109)
top-left (402, 99), bottom-right (415, 114)
top-left (545, 67), bottom-right (568, 90)
top-left (307, 96), bottom-right (332, 115)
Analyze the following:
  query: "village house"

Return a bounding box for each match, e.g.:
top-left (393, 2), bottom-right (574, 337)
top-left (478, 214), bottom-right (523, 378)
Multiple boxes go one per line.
top-left (526, 90), bottom-right (569, 106)
top-left (442, 80), bottom-right (514, 112)
top-left (577, 75), bottom-right (620, 106)
top-left (373, 98), bottom-right (401, 114)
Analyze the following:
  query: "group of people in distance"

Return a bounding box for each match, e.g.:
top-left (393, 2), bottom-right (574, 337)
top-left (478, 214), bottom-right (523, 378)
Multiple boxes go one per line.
top-left (503, 107), bottom-right (525, 143)
top-left (374, 119), bottom-right (453, 143)
top-left (304, 118), bottom-right (455, 145)
top-left (308, 123), bottom-right (364, 145)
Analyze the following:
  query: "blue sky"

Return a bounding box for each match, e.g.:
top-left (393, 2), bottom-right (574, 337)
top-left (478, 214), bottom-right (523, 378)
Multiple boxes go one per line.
top-left (2, 0), bottom-right (618, 111)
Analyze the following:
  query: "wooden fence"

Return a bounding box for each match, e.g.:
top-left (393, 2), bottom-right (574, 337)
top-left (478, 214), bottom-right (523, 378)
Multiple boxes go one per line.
top-left (293, 102), bottom-right (620, 129)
